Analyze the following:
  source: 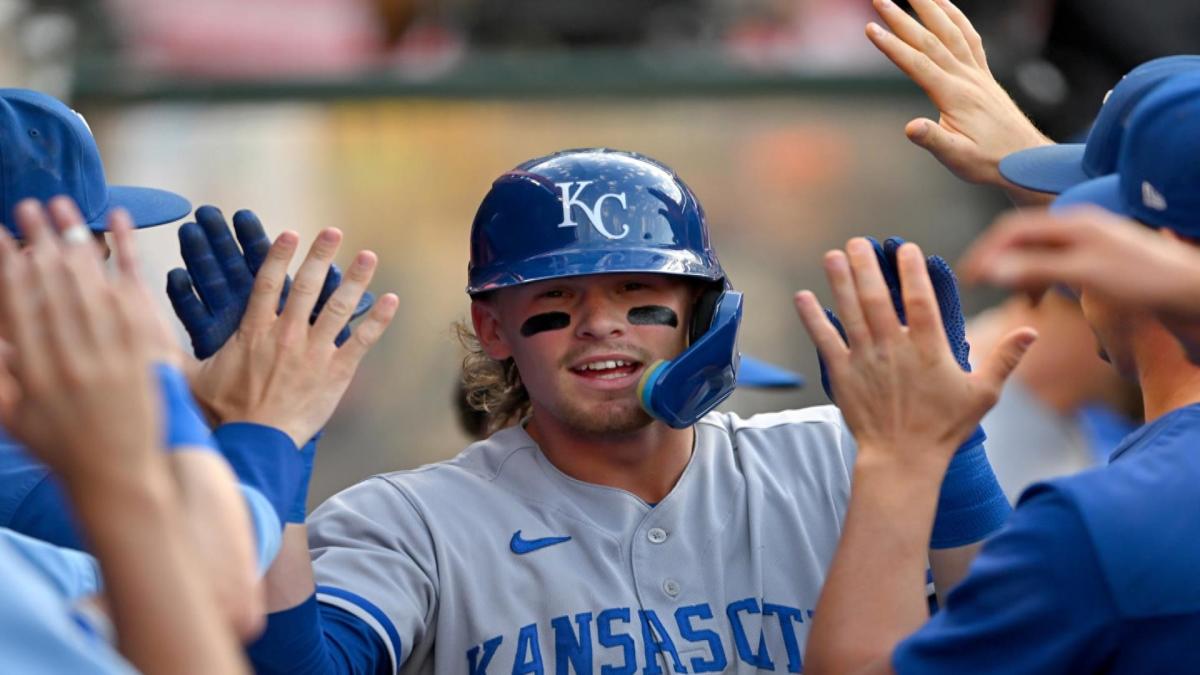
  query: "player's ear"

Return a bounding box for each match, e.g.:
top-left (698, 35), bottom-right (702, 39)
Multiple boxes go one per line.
top-left (471, 297), bottom-right (512, 361)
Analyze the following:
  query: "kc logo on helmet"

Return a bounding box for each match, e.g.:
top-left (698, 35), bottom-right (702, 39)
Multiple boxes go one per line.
top-left (556, 181), bottom-right (630, 239)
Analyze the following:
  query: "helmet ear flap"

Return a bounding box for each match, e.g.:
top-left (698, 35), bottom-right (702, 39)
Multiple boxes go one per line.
top-left (689, 284), bottom-right (724, 345)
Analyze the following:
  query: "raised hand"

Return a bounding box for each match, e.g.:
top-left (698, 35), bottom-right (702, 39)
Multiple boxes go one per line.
top-left (167, 206), bottom-right (375, 359)
top-left (866, 0), bottom-right (1051, 202)
top-left (961, 206), bottom-right (1200, 363)
top-left (796, 238), bottom-right (1036, 463)
top-left (187, 227), bottom-right (398, 446)
top-left (0, 197), bottom-right (160, 482)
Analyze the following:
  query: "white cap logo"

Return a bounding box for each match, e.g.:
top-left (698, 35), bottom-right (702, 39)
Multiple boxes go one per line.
top-left (71, 109), bottom-right (92, 135)
top-left (555, 181), bottom-right (630, 240)
top-left (1141, 181), bottom-right (1168, 211)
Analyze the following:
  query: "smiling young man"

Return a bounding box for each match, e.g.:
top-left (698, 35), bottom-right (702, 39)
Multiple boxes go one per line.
top-left (248, 148), bottom-right (1012, 674)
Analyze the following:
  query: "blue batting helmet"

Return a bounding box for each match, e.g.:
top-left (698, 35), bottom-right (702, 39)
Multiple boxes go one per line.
top-left (467, 148), bottom-right (724, 295)
top-left (466, 148), bottom-right (741, 428)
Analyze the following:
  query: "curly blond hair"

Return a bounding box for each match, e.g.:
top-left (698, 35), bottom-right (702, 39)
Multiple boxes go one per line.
top-left (454, 320), bottom-right (530, 435)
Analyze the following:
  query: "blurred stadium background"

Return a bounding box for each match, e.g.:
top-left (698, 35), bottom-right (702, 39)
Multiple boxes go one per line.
top-left (7, 0), bottom-right (1198, 505)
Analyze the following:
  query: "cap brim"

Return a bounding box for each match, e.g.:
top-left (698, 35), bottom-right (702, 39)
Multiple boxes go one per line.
top-left (1050, 174), bottom-right (1125, 215)
top-left (998, 144), bottom-right (1090, 194)
top-left (90, 185), bottom-right (192, 231)
top-left (736, 355), bottom-right (805, 389)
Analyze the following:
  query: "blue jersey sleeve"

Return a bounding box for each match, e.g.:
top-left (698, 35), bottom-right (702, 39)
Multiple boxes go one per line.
top-left (893, 486), bottom-right (1120, 673)
top-left (6, 470), bottom-right (85, 551)
top-left (0, 442), bottom-right (85, 550)
top-left (247, 594), bottom-right (391, 675)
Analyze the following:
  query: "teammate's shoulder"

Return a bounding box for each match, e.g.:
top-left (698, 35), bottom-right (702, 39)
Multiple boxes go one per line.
top-left (699, 404), bottom-right (846, 434)
top-left (1018, 439), bottom-right (1200, 618)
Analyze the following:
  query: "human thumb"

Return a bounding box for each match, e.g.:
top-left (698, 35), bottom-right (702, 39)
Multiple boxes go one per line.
top-left (975, 327), bottom-right (1037, 397)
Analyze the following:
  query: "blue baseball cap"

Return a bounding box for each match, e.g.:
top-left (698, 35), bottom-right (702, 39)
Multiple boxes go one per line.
top-left (0, 88), bottom-right (190, 234)
top-left (1052, 71), bottom-right (1200, 236)
top-left (736, 355), bottom-right (804, 389)
top-left (999, 55), bottom-right (1200, 194)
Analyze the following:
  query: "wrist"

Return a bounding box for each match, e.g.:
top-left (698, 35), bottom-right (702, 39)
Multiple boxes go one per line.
top-left (854, 441), bottom-right (956, 485)
top-left (67, 461), bottom-right (177, 531)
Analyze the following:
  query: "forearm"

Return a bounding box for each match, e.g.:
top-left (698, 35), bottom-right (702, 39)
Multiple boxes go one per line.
top-left (69, 465), bottom-right (248, 675)
top-left (170, 451), bottom-right (265, 639)
top-left (929, 541), bottom-right (984, 605)
top-left (808, 453), bottom-right (946, 675)
top-left (265, 524), bottom-right (317, 612)
top-left (1002, 182), bottom-right (1054, 208)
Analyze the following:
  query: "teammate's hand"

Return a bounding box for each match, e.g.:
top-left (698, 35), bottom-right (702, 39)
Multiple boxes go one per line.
top-left (817, 236), bottom-right (970, 401)
top-left (866, 0), bottom-right (1052, 203)
top-left (960, 206), bottom-right (1200, 363)
top-left (795, 238), bottom-right (1036, 467)
top-left (0, 198), bottom-right (161, 486)
top-left (167, 206), bottom-right (375, 360)
top-left (187, 227), bottom-right (398, 446)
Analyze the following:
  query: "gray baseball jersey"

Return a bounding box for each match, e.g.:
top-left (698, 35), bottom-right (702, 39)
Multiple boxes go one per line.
top-left (309, 406), bottom-right (858, 674)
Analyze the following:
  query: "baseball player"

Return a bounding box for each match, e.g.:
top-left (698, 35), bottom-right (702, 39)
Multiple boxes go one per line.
top-left (803, 71), bottom-right (1200, 674)
top-left (0, 88), bottom-right (374, 594)
top-left (0, 197), bottom-right (247, 673)
top-left (244, 148), bottom-right (1012, 674)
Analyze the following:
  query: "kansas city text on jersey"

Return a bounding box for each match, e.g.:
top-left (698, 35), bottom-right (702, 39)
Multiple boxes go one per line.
top-left (466, 597), bottom-right (813, 674)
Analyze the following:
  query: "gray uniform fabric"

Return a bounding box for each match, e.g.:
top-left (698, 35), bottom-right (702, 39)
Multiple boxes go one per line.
top-left (309, 406), bottom-right (857, 674)
top-left (981, 378), bottom-right (1094, 502)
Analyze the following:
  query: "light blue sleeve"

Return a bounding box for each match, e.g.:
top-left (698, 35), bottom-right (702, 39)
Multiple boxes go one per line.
top-left (0, 527), bottom-right (100, 600)
top-left (0, 533), bottom-right (136, 674)
top-left (240, 484), bottom-right (283, 576)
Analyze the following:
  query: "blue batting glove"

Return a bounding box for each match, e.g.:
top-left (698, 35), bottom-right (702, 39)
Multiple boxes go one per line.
top-left (166, 206), bottom-right (375, 359)
top-left (816, 236), bottom-right (1008, 548)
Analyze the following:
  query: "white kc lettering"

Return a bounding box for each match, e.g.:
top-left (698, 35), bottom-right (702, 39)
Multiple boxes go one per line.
top-left (556, 181), bottom-right (630, 239)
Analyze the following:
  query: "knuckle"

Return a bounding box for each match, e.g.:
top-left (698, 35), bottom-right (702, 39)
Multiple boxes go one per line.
top-left (353, 324), bottom-right (380, 348)
top-left (910, 52), bottom-right (935, 76)
top-left (322, 295), bottom-right (353, 318)
top-left (254, 275), bottom-right (283, 297)
top-left (290, 276), bottom-right (321, 297)
top-left (919, 33), bottom-right (942, 55)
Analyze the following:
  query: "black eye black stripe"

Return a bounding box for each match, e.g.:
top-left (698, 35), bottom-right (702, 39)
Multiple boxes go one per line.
top-left (520, 312), bottom-right (571, 337)
top-left (628, 306), bottom-right (679, 327)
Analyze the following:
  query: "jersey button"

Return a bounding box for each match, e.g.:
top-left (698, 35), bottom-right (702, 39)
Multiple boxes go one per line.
top-left (663, 579), bottom-right (681, 597)
top-left (647, 527), bottom-right (668, 544)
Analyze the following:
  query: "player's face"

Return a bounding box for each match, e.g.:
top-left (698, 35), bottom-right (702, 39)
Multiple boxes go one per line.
top-left (479, 273), bottom-right (695, 436)
top-left (1078, 285), bottom-right (1139, 379)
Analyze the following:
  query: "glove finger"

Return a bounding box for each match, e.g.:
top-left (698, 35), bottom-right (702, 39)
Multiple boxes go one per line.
top-left (353, 289), bottom-right (376, 320)
top-left (232, 209), bottom-right (272, 276)
top-left (927, 254), bottom-right (972, 371)
top-left (869, 236), bottom-right (906, 324)
top-left (197, 206), bottom-right (254, 296)
top-left (312, 264), bottom-right (343, 323)
top-left (277, 276), bottom-right (292, 316)
top-left (331, 290), bottom-right (376, 343)
top-left (817, 308), bottom-right (849, 403)
top-left (178, 222), bottom-right (233, 312)
top-left (166, 268), bottom-right (217, 358)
